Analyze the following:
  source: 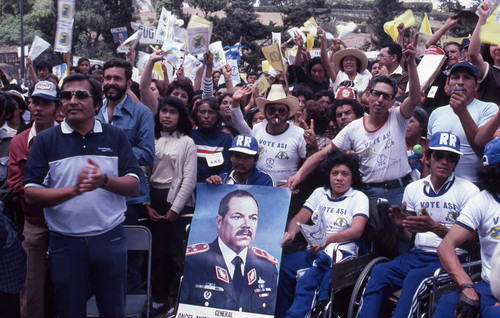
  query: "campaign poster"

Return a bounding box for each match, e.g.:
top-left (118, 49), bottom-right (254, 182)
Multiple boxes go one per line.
top-left (177, 184), bottom-right (291, 318)
top-left (111, 27), bottom-right (128, 46)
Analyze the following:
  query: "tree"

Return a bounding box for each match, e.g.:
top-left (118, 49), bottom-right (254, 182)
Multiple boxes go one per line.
top-left (367, 0), bottom-right (403, 48)
top-left (155, 0), bottom-right (185, 18)
top-left (211, 0), bottom-right (274, 72)
top-left (188, 0), bottom-right (226, 18)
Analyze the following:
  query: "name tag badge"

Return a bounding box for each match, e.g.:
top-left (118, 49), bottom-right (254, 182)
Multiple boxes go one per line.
top-left (427, 86), bottom-right (438, 98)
top-left (206, 152), bottom-right (224, 167)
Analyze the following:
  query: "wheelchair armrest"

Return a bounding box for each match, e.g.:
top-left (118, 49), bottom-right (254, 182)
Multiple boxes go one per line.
top-left (331, 241), bottom-right (353, 264)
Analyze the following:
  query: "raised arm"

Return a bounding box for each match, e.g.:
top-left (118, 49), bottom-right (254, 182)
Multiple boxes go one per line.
top-left (139, 49), bottom-right (167, 114)
top-left (25, 57), bottom-right (38, 83)
top-left (318, 27), bottom-right (338, 83)
top-left (400, 30), bottom-right (421, 118)
top-left (475, 110), bottom-right (500, 147)
top-left (469, 1), bottom-right (491, 79)
top-left (201, 50), bottom-right (214, 99)
top-left (425, 14), bottom-right (459, 48)
top-left (294, 32), bottom-right (304, 68)
top-left (221, 64), bottom-right (234, 91)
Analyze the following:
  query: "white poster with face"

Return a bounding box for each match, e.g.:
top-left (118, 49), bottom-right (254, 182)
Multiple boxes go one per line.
top-left (177, 184), bottom-right (290, 317)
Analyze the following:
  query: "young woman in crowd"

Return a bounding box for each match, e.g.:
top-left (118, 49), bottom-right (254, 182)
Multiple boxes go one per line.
top-left (277, 151), bottom-right (369, 317)
top-left (191, 97), bottom-right (232, 182)
top-left (145, 96), bottom-right (197, 306)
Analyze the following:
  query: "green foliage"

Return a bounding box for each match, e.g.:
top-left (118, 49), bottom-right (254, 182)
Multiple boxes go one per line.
top-left (280, 4), bottom-right (315, 29)
top-left (210, 0), bottom-right (273, 72)
top-left (367, 0), bottom-right (403, 48)
top-left (155, 0), bottom-right (184, 18)
top-left (189, 0), bottom-right (226, 17)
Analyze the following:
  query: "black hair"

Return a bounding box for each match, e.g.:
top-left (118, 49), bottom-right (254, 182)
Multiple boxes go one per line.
top-left (292, 84), bottom-right (315, 101)
top-left (166, 78), bottom-right (195, 106)
top-left (155, 96), bottom-right (193, 138)
top-left (369, 75), bottom-right (398, 97)
top-left (35, 60), bottom-right (52, 73)
top-left (103, 58), bottom-right (132, 81)
top-left (306, 57), bottom-right (325, 78)
top-left (193, 97), bottom-right (222, 128)
top-left (477, 164), bottom-right (500, 194)
top-left (412, 106), bottom-right (429, 138)
top-left (220, 124), bottom-right (239, 139)
top-left (443, 42), bottom-right (461, 53)
top-left (339, 56), bottom-right (362, 73)
top-left (306, 110), bottom-right (329, 135)
top-left (481, 43), bottom-right (495, 65)
top-left (368, 59), bottom-right (381, 72)
top-left (70, 66), bottom-right (82, 74)
top-left (0, 93), bottom-right (14, 119)
top-left (329, 98), bottom-right (364, 122)
top-left (77, 57), bottom-right (90, 66)
top-left (61, 74), bottom-right (103, 111)
top-left (130, 81), bottom-right (141, 100)
top-left (381, 42), bottom-right (403, 63)
top-left (315, 89), bottom-right (335, 102)
top-left (217, 93), bottom-right (233, 107)
top-left (320, 151), bottom-right (362, 190)
top-left (247, 71), bottom-right (259, 78)
top-left (218, 189), bottom-right (258, 218)
top-left (245, 107), bottom-right (263, 128)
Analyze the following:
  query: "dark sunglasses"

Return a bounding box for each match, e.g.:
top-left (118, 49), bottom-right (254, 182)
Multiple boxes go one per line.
top-left (266, 105), bottom-right (288, 116)
top-left (432, 151), bottom-right (459, 163)
top-left (370, 89), bottom-right (394, 101)
top-left (60, 90), bottom-right (93, 101)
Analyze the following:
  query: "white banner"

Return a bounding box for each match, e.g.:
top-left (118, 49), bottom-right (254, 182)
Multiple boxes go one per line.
top-left (131, 22), bottom-right (160, 45)
top-left (52, 63), bottom-right (68, 79)
top-left (28, 36), bottom-right (51, 61)
top-left (228, 59), bottom-right (240, 84)
top-left (156, 8), bottom-right (176, 44)
top-left (117, 30), bottom-right (142, 53)
top-left (162, 39), bottom-right (185, 69)
top-left (183, 54), bottom-right (203, 83)
top-left (187, 27), bottom-right (210, 55)
top-left (54, 19), bottom-right (74, 53)
top-left (58, 0), bottom-right (75, 22)
top-left (209, 41), bottom-right (226, 71)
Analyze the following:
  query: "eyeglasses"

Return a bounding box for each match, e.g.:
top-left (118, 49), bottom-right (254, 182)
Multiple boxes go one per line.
top-left (266, 105), bottom-right (288, 117)
top-left (60, 90), bottom-right (93, 101)
top-left (432, 151), bottom-right (459, 163)
top-left (370, 89), bottom-right (394, 101)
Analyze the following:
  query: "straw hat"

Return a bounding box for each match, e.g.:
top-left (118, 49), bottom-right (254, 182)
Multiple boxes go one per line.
top-left (333, 48), bottom-right (368, 73)
top-left (256, 84), bottom-right (299, 117)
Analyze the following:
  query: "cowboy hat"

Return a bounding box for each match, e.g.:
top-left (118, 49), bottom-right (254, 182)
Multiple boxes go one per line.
top-left (333, 48), bottom-right (368, 73)
top-left (256, 84), bottom-right (299, 117)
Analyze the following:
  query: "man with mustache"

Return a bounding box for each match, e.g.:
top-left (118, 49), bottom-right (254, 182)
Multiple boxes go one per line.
top-left (95, 58), bottom-right (154, 293)
top-left (8, 80), bottom-right (59, 317)
top-left (206, 134), bottom-right (276, 186)
top-left (180, 189), bottom-right (278, 313)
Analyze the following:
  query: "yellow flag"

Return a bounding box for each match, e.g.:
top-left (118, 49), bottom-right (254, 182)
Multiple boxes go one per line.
top-left (480, 22), bottom-right (500, 45)
top-left (487, 4), bottom-right (500, 24)
top-left (419, 13), bottom-right (432, 36)
top-left (152, 61), bottom-right (164, 80)
top-left (303, 17), bottom-right (318, 36)
top-left (307, 34), bottom-right (315, 51)
top-left (440, 36), bottom-right (468, 46)
top-left (384, 10), bottom-right (416, 41)
top-left (262, 44), bottom-right (284, 71)
top-left (255, 75), bottom-right (270, 95)
top-left (261, 60), bottom-right (270, 72)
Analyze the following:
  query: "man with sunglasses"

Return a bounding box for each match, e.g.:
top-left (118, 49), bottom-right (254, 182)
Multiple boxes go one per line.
top-left (288, 32), bottom-right (421, 210)
top-left (428, 61), bottom-right (498, 184)
top-left (22, 74), bottom-right (141, 317)
top-left (358, 132), bottom-right (479, 318)
top-left (232, 84), bottom-right (306, 186)
top-left (8, 80), bottom-right (59, 318)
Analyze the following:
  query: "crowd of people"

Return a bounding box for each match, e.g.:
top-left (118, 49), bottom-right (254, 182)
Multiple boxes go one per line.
top-left (1, 1), bottom-right (500, 317)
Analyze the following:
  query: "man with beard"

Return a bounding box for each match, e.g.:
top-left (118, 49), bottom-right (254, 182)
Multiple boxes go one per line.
top-left (96, 58), bottom-right (154, 293)
top-left (206, 134), bottom-right (276, 186)
top-left (180, 189), bottom-right (278, 313)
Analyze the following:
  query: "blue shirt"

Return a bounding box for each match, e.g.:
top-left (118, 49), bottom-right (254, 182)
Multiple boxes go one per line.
top-left (23, 120), bottom-right (140, 236)
top-left (96, 94), bottom-right (154, 204)
top-left (219, 167), bottom-right (276, 187)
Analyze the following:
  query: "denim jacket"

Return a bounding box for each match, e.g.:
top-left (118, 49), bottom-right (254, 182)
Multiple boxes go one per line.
top-left (97, 94), bottom-right (154, 204)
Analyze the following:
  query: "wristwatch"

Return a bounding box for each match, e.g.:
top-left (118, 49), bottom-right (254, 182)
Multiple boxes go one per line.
top-left (101, 174), bottom-right (108, 188)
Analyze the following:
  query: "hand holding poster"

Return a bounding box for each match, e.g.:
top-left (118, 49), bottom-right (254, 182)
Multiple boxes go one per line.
top-left (111, 27), bottom-right (128, 46)
top-left (209, 41), bottom-right (227, 70)
top-left (187, 28), bottom-right (210, 55)
top-left (177, 184), bottom-right (290, 317)
top-left (117, 30), bottom-right (142, 53)
top-left (28, 36), bottom-right (51, 61)
top-left (384, 9), bottom-right (416, 41)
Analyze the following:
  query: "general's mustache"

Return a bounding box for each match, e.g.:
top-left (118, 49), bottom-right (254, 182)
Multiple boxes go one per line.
top-left (236, 229), bottom-right (253, 237)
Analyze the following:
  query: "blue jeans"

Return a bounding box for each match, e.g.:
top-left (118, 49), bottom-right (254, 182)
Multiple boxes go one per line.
top-left (434, 280), bottom-right (500, 318)
top-left (48, 224), bottom-right (127, 318)
top-left (358, 250), bottom-right (445, 318)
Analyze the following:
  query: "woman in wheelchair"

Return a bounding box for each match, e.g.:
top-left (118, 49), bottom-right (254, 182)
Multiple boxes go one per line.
top-left (435, 137), bottom-right (500, 318)
top-left (276, 151), bottom-right (369, 317)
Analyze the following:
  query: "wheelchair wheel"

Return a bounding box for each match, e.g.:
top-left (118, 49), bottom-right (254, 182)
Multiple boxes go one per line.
top-left (347, 256), bottom-right (390, 318)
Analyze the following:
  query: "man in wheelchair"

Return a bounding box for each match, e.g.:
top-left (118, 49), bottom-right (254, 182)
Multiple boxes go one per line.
top-left (358, 132), bottom-right (480, 318)
top-left (435, 137), bottom-right (500, 317)
top-left (276, 151), bottom-right (369, 317)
